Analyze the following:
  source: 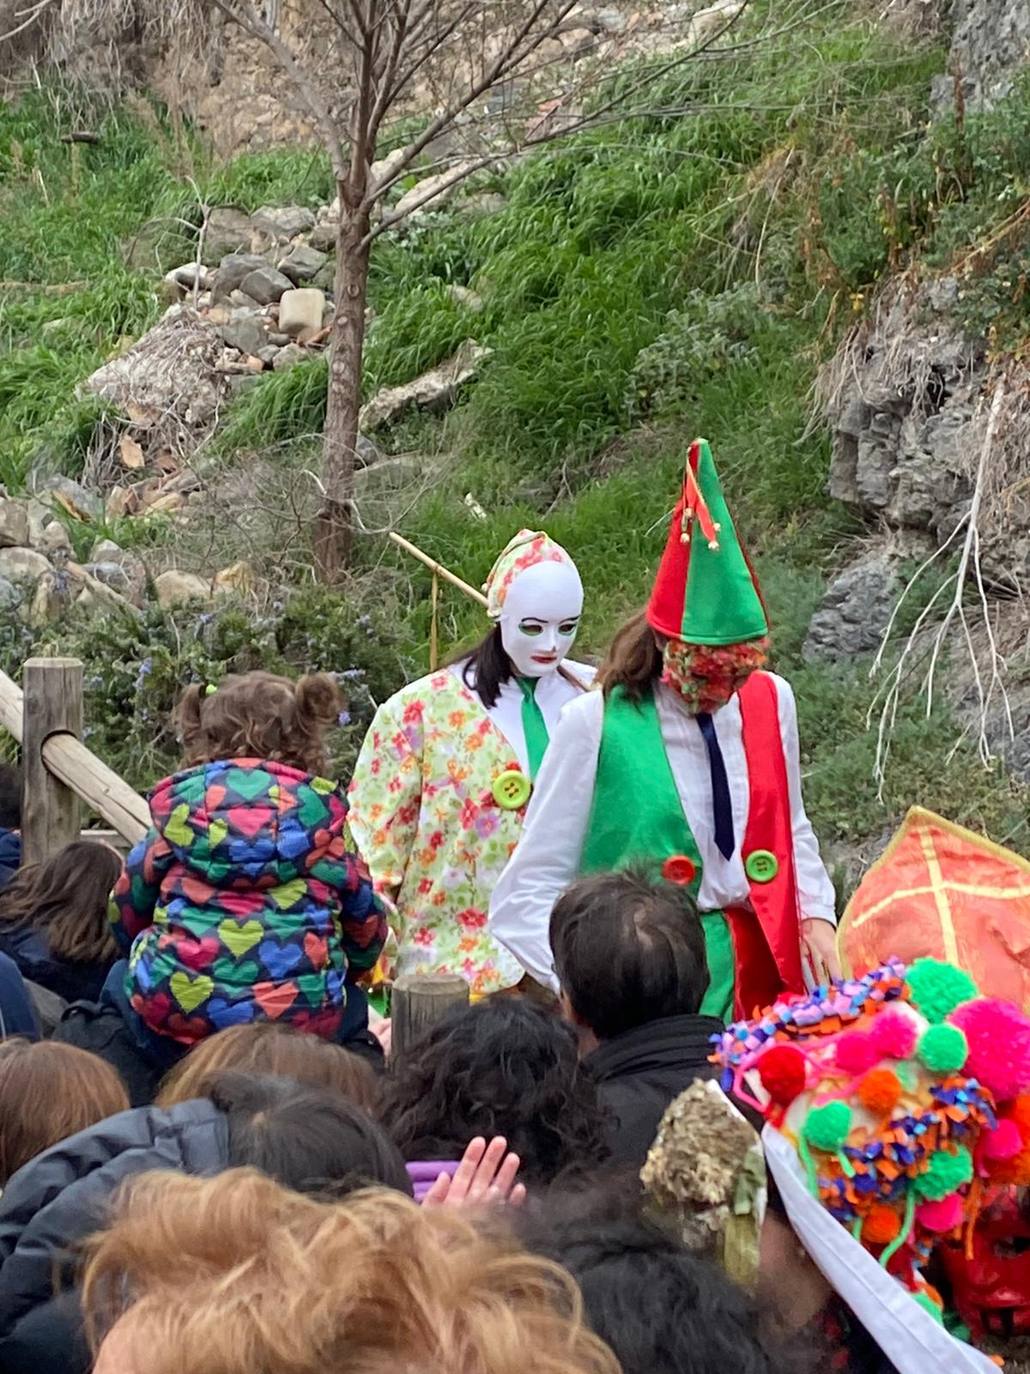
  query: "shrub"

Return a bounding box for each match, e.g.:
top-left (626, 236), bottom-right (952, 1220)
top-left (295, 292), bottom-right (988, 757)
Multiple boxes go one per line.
top-left (7, 588), bottom-right (414, 792)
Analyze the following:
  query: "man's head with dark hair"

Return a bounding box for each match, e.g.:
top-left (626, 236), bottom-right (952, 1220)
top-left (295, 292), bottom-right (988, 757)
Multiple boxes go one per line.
top-left (0, 765), bottom-right (21, 831)
top-left (549, 867), bottom-right (709, 1045)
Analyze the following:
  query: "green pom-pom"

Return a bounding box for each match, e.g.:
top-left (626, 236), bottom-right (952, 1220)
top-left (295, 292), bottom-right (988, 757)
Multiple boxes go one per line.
top-left (943, 1311), bottom-right (971, 1342)
top-left (912, 1292), bottom-right (944, 1324)
top-left (803, 1101), bottom-right (852, 1151)
top-left (914, 1145), bottom-right (973, 1201)
top-left (917, 1024), bottom-right (969, 1074)
top-left (906, 959), bottom-right (978, 1024)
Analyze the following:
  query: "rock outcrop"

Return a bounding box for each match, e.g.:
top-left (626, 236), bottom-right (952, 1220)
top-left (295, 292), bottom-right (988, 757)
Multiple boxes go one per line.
top-left (360, 340), bottom-right (493, 431)
top-left (936, 0), bottom-right (1030, 112)
top-left (816, 277), bottom-right (1029, 592)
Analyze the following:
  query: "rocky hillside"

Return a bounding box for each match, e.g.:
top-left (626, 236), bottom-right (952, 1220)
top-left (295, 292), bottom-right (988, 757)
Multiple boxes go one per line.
top-left (0, 0), bottom-right (1028, 874)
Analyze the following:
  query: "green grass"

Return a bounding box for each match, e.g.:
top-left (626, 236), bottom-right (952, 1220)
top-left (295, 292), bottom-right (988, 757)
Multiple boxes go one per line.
top-left (0, 89), bottom-right (336, 487)
top-left (2, 4), bottom-right (1029, 858)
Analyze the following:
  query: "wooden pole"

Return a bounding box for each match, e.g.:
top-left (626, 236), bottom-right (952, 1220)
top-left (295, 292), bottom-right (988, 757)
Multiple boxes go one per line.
top-left (391, 973), bottom-right (469, 1061)
top-left (0, 666), bottom-right (149, 847)
top-left (388, 530), bottom-right (488, 607)
top-left (429, 571), bottom-right (439, 671)
top-left (21, 658), bottom-right (83, 865)
top-left (81, 828), bottom-right (131, 855)
top-left (41, 736), bottom-right (149, 847)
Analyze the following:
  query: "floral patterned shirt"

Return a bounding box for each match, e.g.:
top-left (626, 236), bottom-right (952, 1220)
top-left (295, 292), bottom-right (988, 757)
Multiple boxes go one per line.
top-left (348, 664), bottom-right (589, 995)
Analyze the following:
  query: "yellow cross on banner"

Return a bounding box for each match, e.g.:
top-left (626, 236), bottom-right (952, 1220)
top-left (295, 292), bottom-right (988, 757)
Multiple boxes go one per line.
top-left (839, 808), bottom-right (1030, 1011)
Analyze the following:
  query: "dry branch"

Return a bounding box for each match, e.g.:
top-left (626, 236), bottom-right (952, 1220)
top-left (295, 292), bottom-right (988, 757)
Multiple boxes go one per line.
top-left (869, 383), bottom-right (1014, 792)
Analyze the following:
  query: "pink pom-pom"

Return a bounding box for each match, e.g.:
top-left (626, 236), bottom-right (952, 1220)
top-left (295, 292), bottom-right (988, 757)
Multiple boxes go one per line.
top-left (835, 1031), bottom-right (880, 1076)
top-left (949, 998), bottom-right (1030, 1101)
top-left (985, 1118), bottom-right (1024, 1162)
top-left (868, 1008), bottom-right (918, 1060)
top-left (916, 1193), bottom-right (965, 1234)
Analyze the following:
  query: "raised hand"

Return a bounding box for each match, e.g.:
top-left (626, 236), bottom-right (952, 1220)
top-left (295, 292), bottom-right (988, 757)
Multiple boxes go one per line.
top-left (423, 1135), bottom-right (526, 1208)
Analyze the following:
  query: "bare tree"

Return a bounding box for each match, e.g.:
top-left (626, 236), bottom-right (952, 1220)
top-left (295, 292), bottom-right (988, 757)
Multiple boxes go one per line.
top-left (196, 0), bottom-right (769, 577)
top-left (7, 0), bottom-right (832, 576)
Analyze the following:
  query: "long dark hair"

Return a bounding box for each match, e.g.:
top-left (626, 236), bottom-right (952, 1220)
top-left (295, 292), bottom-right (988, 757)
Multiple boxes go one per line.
top-left (596, 609), bottom-right (663, 701)
top-left (449, 625), bottom-right (512, 710)
top-left (0, 840), bottom-right (121, 964)
top-left (210, 1072), bottom-right (412, 1198)
top-left (382, 997), bottom-right (610, 1186)
top-left (514, 1190), bottom-right (814, 1374)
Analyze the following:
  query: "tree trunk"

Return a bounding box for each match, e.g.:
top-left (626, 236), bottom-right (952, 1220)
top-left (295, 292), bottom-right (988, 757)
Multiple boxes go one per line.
top-left (314, 194), bottom-right (371, 581)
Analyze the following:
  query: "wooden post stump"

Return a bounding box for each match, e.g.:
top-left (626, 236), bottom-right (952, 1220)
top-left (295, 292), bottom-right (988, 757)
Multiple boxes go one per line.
top-left (391, 973), bottom-right (470, 1062)
top-left (21, 658), bottom-right (83, 865)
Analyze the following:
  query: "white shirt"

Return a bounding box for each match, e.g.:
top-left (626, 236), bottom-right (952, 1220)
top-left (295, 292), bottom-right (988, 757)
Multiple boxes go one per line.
top-left (459, 659), bottom-right (595, 774)
top-left (489, 674), bottom-right (836, 991)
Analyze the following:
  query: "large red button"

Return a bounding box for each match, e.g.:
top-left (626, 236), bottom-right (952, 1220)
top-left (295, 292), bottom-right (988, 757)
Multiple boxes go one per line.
top-left (662, 854), bottom-right (697, 886)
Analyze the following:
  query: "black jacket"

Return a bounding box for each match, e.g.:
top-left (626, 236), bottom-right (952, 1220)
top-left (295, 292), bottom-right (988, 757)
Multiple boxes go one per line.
top-left (0, 924), bottom-right (111, 1006)
top-left (583, 1013), bottom-right (724, 1170)
top-left (0, 1098), bottom-right (228, 1374)
top-left (0, 831), bottom-right (19, 894)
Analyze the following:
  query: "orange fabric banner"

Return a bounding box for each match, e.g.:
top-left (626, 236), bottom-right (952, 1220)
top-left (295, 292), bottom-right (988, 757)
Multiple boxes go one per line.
top-left (838, 807), bottom-right (1030, 1010)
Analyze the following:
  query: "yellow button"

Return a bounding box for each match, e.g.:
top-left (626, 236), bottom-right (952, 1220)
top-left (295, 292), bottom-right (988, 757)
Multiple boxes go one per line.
top-left (745, 849), bottom-right (779, 884)
top-left (492, 769), bottom-right (532, 811)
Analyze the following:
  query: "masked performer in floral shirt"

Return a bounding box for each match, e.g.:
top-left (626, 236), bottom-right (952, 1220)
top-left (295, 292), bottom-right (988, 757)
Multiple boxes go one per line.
top-left (348, 531), bottom-right (593, 997)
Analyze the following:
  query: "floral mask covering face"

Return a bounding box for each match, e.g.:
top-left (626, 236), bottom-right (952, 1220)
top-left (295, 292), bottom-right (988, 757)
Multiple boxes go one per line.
top-left (662, 637), bottom-right (771, 715)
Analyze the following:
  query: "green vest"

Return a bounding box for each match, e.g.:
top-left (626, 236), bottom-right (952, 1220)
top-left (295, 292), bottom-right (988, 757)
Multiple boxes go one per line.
top-left (581, 686), bottom-right (734, 1021)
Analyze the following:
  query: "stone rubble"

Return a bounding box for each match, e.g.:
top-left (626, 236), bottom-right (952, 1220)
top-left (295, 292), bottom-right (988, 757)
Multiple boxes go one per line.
top-left (10, 176), bottom-right (510, 628)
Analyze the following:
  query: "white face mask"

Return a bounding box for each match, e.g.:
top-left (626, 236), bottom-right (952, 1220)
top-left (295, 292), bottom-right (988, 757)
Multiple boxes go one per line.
top-left (498, 561), bottom-right (584, 679)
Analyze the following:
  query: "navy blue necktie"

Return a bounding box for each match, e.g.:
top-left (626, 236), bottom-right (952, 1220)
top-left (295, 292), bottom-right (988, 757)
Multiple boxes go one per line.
top-left (696, 711), bottom-right (735, 860)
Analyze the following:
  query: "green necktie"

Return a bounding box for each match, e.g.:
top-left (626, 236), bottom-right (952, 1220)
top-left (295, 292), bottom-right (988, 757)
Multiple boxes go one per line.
top-left (517, 678), bottom-right (550, 781)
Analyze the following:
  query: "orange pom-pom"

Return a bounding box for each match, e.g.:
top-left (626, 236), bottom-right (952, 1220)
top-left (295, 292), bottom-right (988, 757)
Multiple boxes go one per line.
top-left (857, 1067), bottom-right (902, 1117)
top-left (1005, 1095), bottom-right (1030, 1140)
top-left (985, 1144), bottom-right (1030, 1186)
top-left (986, 1097), bottom-right (1030, 1183)
top-left (863, 1203), bottom-right (902, 1246)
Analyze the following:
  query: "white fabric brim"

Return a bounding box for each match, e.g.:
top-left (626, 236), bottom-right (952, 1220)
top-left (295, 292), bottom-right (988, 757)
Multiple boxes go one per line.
top-left (763, 1127), bottom-right (998, 1374)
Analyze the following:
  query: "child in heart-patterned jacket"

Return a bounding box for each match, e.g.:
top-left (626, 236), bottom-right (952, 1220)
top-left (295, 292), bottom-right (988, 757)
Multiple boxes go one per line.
top-left (109, 672), bottom-right (386, 1050)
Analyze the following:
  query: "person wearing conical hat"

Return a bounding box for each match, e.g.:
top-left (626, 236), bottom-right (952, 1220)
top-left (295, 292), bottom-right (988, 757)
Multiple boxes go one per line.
top-left (348, 531), bottom-right (593, 997)
top-left (490, 440), bottom-right (837, 1020)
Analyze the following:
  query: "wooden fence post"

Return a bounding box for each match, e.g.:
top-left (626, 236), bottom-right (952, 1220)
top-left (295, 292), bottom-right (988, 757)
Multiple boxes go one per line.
top-left (391, 973), bottom-right (470, 1062)
top-left (21, 658), bottom-right (83, 866)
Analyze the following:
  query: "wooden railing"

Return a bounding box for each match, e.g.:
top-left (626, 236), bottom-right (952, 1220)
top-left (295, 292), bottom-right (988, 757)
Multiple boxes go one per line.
top-left (0, 659), bottom-right (149, 863)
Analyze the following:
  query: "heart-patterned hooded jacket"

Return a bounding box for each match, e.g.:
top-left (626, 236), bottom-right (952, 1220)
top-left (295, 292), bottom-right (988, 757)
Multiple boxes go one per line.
top-left (110, 758), bottom-right (386, 1045)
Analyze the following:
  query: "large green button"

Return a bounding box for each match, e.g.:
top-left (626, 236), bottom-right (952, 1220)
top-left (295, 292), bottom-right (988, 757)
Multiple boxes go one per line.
top-left (745, 849), bottom-right (779, 884)
top-left (492, 769), bottom-right (532, 810)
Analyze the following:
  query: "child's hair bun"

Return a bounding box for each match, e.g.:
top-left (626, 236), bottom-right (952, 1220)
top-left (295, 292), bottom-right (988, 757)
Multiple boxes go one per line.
top-left (295, 672), bottom-right (342, 727)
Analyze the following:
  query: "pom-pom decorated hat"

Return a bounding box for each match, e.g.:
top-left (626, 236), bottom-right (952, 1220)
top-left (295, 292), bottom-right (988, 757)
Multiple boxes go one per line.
top-left (647, 438), bottom-right (768, 646)
top-left (712, 957), bottom-right (1030, 1366)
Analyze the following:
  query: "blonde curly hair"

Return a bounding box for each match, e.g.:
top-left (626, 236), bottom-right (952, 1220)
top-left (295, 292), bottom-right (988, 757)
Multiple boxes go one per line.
top-left (85, 1169), bottom-right (620, 1374)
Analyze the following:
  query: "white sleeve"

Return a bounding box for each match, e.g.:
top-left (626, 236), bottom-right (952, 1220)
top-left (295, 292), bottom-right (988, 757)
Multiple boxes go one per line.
top-left (489, 692), bottom-right (603, 991)
top-left (775, 676), bottom-right (837, 925)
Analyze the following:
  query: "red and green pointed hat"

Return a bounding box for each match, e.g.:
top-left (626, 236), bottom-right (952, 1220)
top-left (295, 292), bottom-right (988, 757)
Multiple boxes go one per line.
top-left (647, 438), bottom-right (769, 646)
